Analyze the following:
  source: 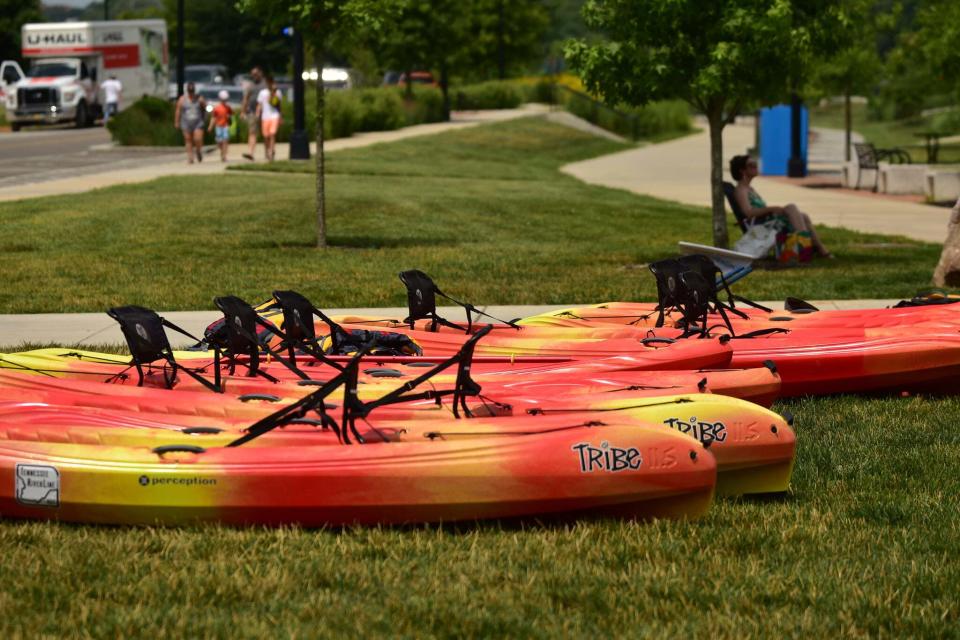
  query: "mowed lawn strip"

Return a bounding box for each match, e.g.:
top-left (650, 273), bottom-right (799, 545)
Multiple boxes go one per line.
top-left (0, 393), bottom-right (956, 636)
top-left (0, 116), bottom-right (944, 315)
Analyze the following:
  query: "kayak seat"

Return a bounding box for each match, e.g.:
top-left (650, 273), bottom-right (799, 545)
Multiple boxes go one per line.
top-left (213, 296), bottom-right (282, 383)
top-left (398, 269), bottom-right (519, 333)
top-left (107, 305), bottom-right (222, 392)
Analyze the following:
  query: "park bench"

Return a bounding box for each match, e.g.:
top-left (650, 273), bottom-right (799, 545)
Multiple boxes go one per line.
top-left (853, 142), bottom-right (911, 191)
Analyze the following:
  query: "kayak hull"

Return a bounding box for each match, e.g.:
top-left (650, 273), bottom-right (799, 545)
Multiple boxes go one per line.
top-left (0, 423), bottom-right (715, 526)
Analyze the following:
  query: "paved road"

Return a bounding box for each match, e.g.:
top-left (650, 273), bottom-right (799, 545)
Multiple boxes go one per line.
top-left (0, 127), bottom-right (179, 188)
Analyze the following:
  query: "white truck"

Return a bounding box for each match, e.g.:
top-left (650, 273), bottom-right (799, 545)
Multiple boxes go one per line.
top-left (1, 20), bottom-right (168, 131)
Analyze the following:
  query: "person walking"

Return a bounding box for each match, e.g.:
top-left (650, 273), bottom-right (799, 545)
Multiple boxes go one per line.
top-left (241, 66), bottom-right (264, 160)
top-left (256, 74), bottom-right (282, 162)
top-left (174, 82), bottom-right (207, 164)
top-left (208, 89), bottom-right (233, 162)
top-left (100, 74), bottom-right (122, 124)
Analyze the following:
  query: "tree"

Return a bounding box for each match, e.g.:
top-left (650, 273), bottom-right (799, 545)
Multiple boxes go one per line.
top-left (808, 0), bottom-right (882, 161)
top-left (469, 0), bottom-right (549, 80)
top-left (237, 0), bottom-right (395, 248)
top-left (165, 0), bottom-right (290, 76)
top-left (566, 0), bottom-right (851, 248)
top-left (376, 0), bottom-right (473, 119)
top-left (1, 0), bottom-right (43, 64)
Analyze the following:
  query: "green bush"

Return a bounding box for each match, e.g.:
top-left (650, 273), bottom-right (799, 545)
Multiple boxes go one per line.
top-left (631, 100), bottom-right (692, 138)
top-left (452, 81), bottom-right (524, 110)
top-left (108, 84), bottom-right (507, 147)
top-left (356, 88), bottom-right (406, 131)
top-left (400, 87), bottom-right (445, 124)
top-left (106, 96), bottom-right (183, 146)
top-left (563, 91), bottom-right (690, 140)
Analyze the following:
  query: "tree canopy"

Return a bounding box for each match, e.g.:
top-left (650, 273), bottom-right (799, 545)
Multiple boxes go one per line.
top-left (1, 0), bottom-right (43, 64)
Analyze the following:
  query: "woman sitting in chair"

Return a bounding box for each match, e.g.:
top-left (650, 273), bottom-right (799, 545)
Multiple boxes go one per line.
top-left (730, 154), bottom-right (833, 259)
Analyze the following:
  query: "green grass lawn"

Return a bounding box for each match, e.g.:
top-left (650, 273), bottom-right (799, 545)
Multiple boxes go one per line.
top-left (811, 102), bottom-right (960, 164)
top-left (0, 116), bottom-right (944, 314)
top-left (0, 393), bottom-right (956, 636)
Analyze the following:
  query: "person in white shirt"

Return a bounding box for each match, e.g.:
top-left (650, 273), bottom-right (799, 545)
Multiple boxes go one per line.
top-left (100, 75), bottom-right (122, 124)
top-left (255, 74), bottom-right (282, 161)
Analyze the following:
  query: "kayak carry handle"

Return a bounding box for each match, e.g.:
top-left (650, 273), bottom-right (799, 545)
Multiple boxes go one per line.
top-left (364, 368), bottom-right (404, 378)
top-left (640, 337), bottom-right (675, 345)
top-left (152, 444), bottom-right (207, 455)
top-left (180, 427), bottom-right (224, 435)
top-left (239, 393), bottom-right (281, 403)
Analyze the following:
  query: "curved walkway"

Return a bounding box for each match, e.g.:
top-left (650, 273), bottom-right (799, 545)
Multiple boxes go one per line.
top-left (561, 120), bottom-right (951, 244)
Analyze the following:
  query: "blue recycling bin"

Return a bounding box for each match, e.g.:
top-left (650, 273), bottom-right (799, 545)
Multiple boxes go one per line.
top-left (758, 104), bottom-right (808, 176)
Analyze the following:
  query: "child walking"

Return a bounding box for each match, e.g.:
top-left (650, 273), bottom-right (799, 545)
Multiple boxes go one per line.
top-left (208, 89), bottom-right (233, 162)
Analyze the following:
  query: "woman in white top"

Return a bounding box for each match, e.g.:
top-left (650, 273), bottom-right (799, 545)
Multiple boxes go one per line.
top-left (256, 75), bottom-right (283, 161)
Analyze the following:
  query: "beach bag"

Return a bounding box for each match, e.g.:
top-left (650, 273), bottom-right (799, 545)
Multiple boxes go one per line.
top-left (777, 230), bottom-right (814, 264)
top-left (733, 220), bottom-right (779, 258)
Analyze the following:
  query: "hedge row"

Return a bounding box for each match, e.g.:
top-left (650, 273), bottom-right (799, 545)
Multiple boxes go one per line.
top-left (106, 83), bottom-right (521, 147)
top-left (106, 78), bottom-right (690, 147)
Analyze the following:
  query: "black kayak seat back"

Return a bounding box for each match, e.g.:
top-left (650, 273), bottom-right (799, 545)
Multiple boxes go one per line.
top-left (399, 269), bottom-right (440, 321)
top-left (107, 305), bottom-right (172, 365)
top-left (648, 258), bottom-right (687, 301)
top-left (213, 295), bottom-right (262, 356)
top-left (272, 289), bottom-right (319, 342)
top-left (677, 254), bottom-right (721, 297)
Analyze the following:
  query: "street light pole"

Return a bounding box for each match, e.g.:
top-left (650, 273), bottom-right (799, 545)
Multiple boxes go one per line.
top-left (176, 0), bottom-right (185, 98)
top-left (289, 29), bottom-right (310, 160)
top-left (787, 93), bottom-right (806, 178)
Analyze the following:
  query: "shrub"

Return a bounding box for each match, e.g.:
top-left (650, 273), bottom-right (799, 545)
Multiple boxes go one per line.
top-left (106, 96), bottom-right (183, 146)
top-left (355, 88), bottom-right (406, 131)
top-left (452, 81), bottom-right (524, 110)
top-left (562, 90), bottom-right (690, 140)
top-left (400, 87), bottom-right (445, 124)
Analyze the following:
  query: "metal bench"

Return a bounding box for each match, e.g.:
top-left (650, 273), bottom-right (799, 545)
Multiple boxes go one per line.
top-left (853, 142), bottom-right (911, 191)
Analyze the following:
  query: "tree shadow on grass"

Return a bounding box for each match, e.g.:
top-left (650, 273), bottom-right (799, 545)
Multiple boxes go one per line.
top-left (327, 235), bottom-right (465, 249)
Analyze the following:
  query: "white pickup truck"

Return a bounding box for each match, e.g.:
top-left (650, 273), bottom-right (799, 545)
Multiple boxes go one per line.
top-left (1, 20), bottom-right (168, 131)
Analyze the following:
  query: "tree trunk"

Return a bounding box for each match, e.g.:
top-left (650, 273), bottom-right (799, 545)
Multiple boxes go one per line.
top-left (440, 60), bottom-right (450, 122)
top-left (933, 197), bottom-right (960, 286)
top-left (496, 0), bottom-right (506, 80)
top-left (844, 89), bottom-right (852, 163)
top-left (707, 111), bottom-right (729, 248)
top-left (314, 49), bottom-right (327, 249)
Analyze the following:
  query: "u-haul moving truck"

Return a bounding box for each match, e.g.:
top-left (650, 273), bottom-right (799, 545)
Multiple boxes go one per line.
top-left (1, 20), bottom-right (168, 131)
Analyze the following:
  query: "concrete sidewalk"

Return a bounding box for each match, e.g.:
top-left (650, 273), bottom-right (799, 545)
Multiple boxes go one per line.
top-left (561, 120), bottom-right (951, 244)
top-left (0, 299), bottom-right (902, 348)
top-left (0, 105), bottom-right (549, 202)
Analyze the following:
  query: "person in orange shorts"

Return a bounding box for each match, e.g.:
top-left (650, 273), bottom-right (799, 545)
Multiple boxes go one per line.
top-left (208, 89), bottom-right (233, 162)
top-left (256, 75), bottom-right (283, 161)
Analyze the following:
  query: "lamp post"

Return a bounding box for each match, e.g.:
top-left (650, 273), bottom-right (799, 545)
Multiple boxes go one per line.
top-left (176, 0), bottom-right (185, 98)
top-left (289, 29), bottom-right (310, 160)
top-left (787, 93), bottom-right (806, 178)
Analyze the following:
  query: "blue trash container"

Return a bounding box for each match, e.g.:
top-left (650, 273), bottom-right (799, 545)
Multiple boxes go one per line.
top-left (758, 104), bottom-right (808, 176)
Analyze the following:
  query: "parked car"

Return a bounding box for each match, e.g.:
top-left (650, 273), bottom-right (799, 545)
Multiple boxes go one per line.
top-left (168, 64), bottom-right (229, 99)
top-left (399, 71), bottom-right (436, 87)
